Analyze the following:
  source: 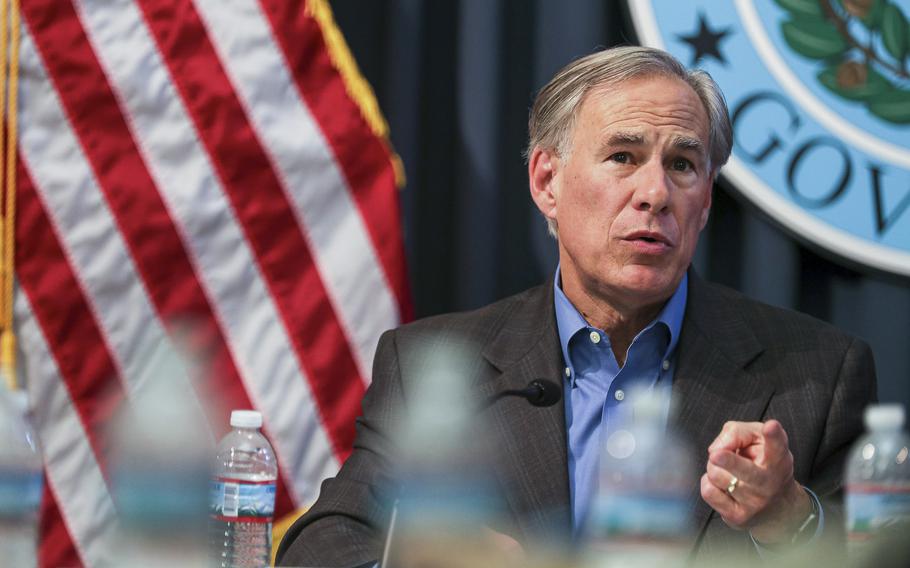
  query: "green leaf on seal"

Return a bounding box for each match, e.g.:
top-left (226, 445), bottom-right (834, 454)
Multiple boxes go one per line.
top-left (782, 18), bottom-right (849, 59)
top-left (834, 0), bottom-right (887, 28)
top-left (818, 65), bottom-right (893, 100)
top-left (881, 3), bottom-right (909, 60)
top-left (862, 0), bottom-right (886, 30)
top-left (867, 89), bottom-right (910, 123)
top-left (773, 0), bottom-right (825, 18)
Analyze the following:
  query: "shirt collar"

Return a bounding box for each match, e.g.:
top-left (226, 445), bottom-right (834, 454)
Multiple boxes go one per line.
top-left (553, 267), bottom-right (688, 381)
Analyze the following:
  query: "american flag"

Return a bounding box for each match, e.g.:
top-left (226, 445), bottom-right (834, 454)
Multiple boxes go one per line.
top-left (12, 0), bottom-right (410, 565)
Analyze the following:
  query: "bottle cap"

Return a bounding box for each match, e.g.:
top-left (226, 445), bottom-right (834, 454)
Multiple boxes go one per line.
top-left (864, 404), bottom-right (905, 431)
top-left (230, 410), bottom-right (263, 429)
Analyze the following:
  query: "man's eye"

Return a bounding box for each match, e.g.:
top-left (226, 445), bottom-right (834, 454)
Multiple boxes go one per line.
top-left (671, 158), bottom-right (693, 171)
top-left (610, 152), bottom-right (631, 164)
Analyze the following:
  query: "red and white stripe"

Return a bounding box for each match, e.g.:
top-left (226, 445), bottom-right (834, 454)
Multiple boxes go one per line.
top-left (15, 1), bottom-right (409, 566)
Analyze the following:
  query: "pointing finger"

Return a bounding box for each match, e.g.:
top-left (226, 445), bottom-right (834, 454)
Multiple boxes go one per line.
top-left (708, 421), bottom-right (763, 453)
top-left (756, 420), bottom-right (792, 466)
top-left (761, 419), bottom-right (789, 449)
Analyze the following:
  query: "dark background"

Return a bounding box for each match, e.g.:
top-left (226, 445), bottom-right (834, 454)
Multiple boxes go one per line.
top-left (329, 0), bottom-right (910, 408)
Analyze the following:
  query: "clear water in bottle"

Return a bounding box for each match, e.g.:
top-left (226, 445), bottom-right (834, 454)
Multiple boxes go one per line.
top-left (210, 410), bottom-right (278, 568)
top-left (0, 386), bottom-right (43, 568)
top-left (845, 404), bottom-right (910, 553)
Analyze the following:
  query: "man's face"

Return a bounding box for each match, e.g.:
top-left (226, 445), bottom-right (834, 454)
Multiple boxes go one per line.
top-left (530, 75), bottom-right (714, 311)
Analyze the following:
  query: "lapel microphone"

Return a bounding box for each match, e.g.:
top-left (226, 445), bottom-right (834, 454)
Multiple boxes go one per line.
top-left (482, 379), bottom-right (562, 409)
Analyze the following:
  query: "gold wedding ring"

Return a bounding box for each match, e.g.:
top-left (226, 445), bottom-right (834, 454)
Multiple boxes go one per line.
top-left (726, 475), bottom-right (739, 495)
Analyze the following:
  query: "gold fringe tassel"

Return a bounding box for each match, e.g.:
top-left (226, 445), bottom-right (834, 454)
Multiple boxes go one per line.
top-left (0, 0), bottom-right (18, 391)
top-left (305, 0), bottom-right (406, 188)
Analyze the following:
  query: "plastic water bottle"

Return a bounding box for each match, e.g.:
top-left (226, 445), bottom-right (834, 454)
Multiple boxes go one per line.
top-left (210, 410), bottom-right (278, 568)
top-left (585, 389), bottom-right (693, 567)
top-left (0, 386), bottom-right (43, 568)
top-left (845, 404), bottom-right (910, 555)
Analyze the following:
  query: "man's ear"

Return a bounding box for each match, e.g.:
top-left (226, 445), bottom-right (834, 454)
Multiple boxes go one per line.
top-left (699, 171), bottom-right (715, 230)
top-left (529, 147), bottom-right (559, 223)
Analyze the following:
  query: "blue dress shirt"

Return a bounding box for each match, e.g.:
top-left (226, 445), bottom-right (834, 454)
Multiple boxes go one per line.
top-left (553, 268), bottom-right (824, 547)
top-left (554, 269), bottom-right (687, 534)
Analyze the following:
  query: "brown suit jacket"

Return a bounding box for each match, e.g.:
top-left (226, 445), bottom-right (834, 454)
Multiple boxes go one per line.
top-left (276, 273), bottom-right (877, 567)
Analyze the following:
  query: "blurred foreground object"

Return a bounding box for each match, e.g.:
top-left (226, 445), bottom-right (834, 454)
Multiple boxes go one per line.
top-left (383, 341), bottom-right (515, 568)
top-left (0, 384), bottom-right (42, 567)
top-left (211, 410), bottom-right (278, 568)
top-left (846, 404), bottom-right (910, 564)
top-left (108, 374), bottom-right (212, 567)
top-left (584, 389), bottom-right (693, 567)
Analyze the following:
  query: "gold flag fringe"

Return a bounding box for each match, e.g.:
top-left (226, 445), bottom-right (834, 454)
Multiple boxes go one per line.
top-left (305, 0), bottom-right (406, 188)
top-left (0, 0), bottom-right (19, 391)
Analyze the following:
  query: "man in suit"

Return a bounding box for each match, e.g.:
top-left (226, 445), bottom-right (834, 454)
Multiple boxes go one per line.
top-left (277, 46), bottom-right (876, 567)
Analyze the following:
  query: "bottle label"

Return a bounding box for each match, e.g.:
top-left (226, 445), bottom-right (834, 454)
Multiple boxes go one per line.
top-left (588, 491), bottom-right (690, 542)
top-left (0, 470), bottom-right (43, 518)
top-left (846, 483), bottom-right (910, 540)
top-left (114, 465), bottom-right (210, 530)
top-left (210, 477), bottom-right (276, 523)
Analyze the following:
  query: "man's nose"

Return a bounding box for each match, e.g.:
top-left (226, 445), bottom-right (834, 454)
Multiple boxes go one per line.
top-left (632, 162), bottom-right (671, 214)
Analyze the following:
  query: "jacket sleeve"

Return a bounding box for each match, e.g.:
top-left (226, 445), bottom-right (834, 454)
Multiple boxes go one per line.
top-left (811, 336), bottom-right (878, 537)
top-left (276, 329), bottom-right (404, 567)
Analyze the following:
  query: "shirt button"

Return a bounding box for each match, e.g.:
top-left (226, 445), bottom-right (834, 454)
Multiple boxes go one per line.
top-left (589, 331), bottom-right (601, 344)
top-left (565, 366), bottom-right (571, 377)
top-left (662, 360), bottom-right (670, 371)
top-left (614, 389), bottom-right (625, 401)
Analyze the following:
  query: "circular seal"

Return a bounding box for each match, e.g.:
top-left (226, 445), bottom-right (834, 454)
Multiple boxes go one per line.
top-left (629, 0), bottom-right (910, 277)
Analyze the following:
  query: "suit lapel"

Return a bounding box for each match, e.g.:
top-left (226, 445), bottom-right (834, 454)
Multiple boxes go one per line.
top-left (476, 284), bottom-right (572, 540)
top-left (474, 274), bottom-right (775, 544)
top-left (671, 272), bottom-right (774, 537)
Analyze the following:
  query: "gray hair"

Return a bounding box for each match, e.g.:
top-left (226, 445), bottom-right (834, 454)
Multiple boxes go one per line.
top-left (527, 46), bottom-right (733, 236)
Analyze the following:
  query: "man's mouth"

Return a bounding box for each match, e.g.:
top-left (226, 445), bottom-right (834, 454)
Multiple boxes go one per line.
top-left (625, 231), bottom-right (674, 247)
